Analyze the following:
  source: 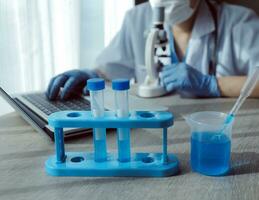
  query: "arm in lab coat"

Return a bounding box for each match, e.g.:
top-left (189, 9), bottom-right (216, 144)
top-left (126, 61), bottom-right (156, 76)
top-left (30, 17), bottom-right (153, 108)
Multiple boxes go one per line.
top-left (218, 7), bottom-right (259, 97)
top-left (94, 11), bottom-right (136, 81)
top-left (218, 76), bottom-right (259, 97)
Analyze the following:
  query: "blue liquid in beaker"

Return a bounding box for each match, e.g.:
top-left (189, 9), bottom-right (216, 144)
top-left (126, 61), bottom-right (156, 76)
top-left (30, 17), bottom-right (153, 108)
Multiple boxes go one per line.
top-left (191, 132), bottom-right (231, 176)
top-left (225, 114), bottom-right (234, 124)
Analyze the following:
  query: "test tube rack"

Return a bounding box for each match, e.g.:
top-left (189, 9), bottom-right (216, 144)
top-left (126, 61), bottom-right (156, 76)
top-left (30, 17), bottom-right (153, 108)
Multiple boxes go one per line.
top-left (45, 110), bottom-right (179, 177)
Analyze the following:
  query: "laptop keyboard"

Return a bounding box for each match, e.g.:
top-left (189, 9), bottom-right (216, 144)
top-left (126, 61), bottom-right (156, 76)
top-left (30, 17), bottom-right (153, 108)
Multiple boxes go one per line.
top-left (22, 93), bottom-right (91, 116)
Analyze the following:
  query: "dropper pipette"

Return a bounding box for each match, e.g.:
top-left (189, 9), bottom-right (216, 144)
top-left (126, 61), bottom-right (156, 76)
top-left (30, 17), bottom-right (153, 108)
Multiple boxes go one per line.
top-left (226, 67), bottom-right (259, 124)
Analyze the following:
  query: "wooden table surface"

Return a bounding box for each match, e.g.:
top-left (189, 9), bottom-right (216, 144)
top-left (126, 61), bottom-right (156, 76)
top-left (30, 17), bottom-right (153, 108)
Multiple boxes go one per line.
top-left (0, 93), bottom-right (259, 200)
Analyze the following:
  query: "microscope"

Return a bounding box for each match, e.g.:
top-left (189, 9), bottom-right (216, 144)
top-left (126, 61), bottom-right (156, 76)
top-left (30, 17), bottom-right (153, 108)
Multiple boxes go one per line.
top-left (138, 1), bottom-right (170, 98)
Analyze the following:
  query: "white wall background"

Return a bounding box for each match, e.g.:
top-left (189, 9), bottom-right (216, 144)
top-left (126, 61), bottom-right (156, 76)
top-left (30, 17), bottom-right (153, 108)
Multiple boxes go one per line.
top-left (104, 0), bottom-right (134, 46)
top-left (79, 0), bottom-right (104, 69)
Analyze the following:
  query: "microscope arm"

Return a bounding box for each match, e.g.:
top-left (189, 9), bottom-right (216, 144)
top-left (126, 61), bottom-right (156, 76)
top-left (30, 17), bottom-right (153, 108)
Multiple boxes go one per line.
top-left (145, 28), bottom-right (159, 82)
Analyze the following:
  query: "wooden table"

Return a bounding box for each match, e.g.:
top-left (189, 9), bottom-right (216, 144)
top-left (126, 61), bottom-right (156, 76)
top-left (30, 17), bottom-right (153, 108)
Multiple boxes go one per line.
top-left (0, 93), bottom-right (259, 200)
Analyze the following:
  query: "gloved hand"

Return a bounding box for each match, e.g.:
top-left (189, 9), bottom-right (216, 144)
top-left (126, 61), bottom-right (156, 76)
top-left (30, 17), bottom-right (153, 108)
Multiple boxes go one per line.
top-left (46, 69), bottom-right (98, 100)
top-left (159, 63), bottom-right (220, 97)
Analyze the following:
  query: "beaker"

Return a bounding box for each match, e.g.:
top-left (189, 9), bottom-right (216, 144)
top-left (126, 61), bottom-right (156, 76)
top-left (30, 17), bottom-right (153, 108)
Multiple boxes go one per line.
top-left (185, 111), bottom-right (234, 176)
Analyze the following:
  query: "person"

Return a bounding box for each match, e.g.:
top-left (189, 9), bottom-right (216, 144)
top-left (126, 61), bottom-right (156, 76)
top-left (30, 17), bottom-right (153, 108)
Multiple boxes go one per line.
top-left (46, 0), bottom-right (259, 100)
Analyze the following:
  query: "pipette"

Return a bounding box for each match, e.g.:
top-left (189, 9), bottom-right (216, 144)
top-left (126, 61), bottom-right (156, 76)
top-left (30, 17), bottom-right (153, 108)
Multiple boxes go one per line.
top-left (226, 67), bottom-right (259, 124)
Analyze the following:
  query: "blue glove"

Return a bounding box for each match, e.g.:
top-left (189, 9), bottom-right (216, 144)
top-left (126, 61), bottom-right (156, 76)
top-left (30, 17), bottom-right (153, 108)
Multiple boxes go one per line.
top-left (46, 69), bottom-right (98, 100)
top-left (159, 63), bottom-right (220, 97)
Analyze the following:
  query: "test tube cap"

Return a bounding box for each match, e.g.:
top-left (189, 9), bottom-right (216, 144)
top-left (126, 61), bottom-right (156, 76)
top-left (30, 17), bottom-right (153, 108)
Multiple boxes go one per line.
top-left (87, 78), bottom-right (105, 91)
top-left (112, 79), bottom-right (130, 91)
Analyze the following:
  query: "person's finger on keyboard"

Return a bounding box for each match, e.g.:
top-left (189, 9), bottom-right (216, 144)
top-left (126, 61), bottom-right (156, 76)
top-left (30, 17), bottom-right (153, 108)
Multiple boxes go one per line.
top-left (47, 75), bottom-right (68, 100)
top-left (46, 69), bottom-right (98, 100)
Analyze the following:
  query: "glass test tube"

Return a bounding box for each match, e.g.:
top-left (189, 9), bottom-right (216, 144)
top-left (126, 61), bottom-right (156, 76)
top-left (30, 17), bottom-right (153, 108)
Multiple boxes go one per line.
top-left (112, 79), bottom-right (131, 162)
top-left (87, 78), bottom-right (107, 162)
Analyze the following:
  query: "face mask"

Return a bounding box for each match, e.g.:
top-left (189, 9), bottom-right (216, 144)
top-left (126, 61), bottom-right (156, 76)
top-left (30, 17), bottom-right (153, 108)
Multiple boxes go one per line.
top-left (150, 0), bottom-right (200, 26)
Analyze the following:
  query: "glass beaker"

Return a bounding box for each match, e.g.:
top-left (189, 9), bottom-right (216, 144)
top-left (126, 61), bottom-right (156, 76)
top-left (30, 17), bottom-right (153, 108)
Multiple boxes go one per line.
top-left (185, 111), bottom-right (234, 176)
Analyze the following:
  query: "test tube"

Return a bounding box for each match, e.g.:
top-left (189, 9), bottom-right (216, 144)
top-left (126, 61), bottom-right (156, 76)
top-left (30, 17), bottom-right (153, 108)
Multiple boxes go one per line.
top-left (87, 78), bottom-right (107, 162)
top-left (112, 79), bottom-right (131, 162)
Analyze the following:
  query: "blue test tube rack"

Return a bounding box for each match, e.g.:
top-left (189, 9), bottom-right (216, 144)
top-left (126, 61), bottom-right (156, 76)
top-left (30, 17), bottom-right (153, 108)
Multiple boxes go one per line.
top-left (45, 110), bottom-right (179, 177)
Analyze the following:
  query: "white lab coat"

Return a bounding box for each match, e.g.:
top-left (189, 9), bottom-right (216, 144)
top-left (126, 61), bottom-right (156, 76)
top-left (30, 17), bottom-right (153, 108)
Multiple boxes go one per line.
top-left (94, 0), bottom-right (259, 83)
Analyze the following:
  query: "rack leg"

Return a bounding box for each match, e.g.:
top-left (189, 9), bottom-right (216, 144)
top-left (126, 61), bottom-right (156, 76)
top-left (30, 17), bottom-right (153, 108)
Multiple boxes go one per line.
top-left (162, 128), bottom-right (168, 164)
top-left (54, 128), bottom-right (66, 163)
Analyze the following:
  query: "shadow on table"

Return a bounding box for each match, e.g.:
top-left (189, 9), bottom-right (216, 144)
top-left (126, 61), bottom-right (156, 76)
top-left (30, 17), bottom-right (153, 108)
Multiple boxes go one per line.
top-left (168, 130), bottom-right (259, 146)
top-left (229, 152), bottom-right (259, 176)
top-left (174, 153), bottom-right (191, 175)
top-left (175, 131), bottom-right (259, 175)
top-left (168, 100), bottom-right (259, 121)
top-left (168, 101), bottom-right (232, 121)
top-left (176, 151), bottom-right (259, 176)
top-left (62, 99), bottom-right (259, 144)
top-left (0, 177), bottom-right (142, 197)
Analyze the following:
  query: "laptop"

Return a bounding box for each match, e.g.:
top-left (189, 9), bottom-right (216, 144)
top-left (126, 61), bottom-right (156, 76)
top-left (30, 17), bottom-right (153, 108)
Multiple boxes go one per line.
top-left (0, 87), bottom-right (94, 140)
top-left (0, 86), bottom-right (167, 140)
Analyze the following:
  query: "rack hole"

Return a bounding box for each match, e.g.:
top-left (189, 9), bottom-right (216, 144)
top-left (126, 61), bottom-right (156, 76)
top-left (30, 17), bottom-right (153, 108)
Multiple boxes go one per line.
top-left (67, 112), bottom-right (81, 118)
top-left (142, 157), bottom-right (154, 163)
top-left (71, 156), bottom-right (84, 163)
top-left (139, 112), bottom-right (155, 118)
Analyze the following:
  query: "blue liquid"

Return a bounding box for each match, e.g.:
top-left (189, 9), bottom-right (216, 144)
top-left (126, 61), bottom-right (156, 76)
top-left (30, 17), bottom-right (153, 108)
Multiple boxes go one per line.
top-left (117, 128), bottom-right (131, 162)
top-left (118, 139), bottom-right (131, 162)
top-left (94, 128), bottom-right (107, 162)
top-left (191, 132), bottom-right (231, 176)
top-left (225, 114), bottom-right (234, 124)
top-left (94, 139), bottom-right (107, 162)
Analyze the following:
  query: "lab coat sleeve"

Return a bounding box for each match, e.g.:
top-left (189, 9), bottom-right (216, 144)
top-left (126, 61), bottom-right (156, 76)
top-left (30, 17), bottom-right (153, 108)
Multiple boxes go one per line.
top-left (232, 10), bottom-right (259, 75)
top-left (93, 11), bottom-right (135, 81)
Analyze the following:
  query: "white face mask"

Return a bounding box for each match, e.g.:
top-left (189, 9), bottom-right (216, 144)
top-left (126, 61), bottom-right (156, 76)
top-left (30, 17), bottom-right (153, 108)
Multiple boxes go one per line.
top-left (150, 0), bottom-right (200, 26)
